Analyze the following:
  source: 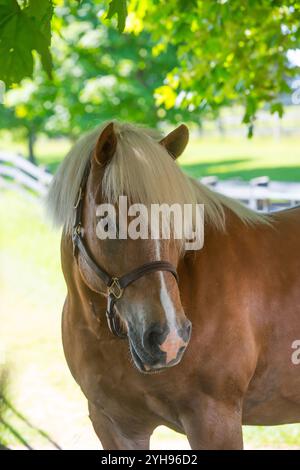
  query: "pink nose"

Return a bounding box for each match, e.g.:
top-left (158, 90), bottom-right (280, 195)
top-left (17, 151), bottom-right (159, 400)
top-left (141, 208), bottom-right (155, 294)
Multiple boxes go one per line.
top-left (159, 329), bottom-right (188, 364)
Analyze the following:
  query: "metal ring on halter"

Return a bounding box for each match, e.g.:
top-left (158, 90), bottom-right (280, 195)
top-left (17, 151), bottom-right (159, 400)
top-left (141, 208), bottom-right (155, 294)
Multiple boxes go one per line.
top-left (107, 278), bottom-right (124, 300)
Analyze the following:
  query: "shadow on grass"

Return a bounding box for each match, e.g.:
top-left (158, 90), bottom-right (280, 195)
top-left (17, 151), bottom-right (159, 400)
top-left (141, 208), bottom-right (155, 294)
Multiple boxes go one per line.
top-left (45, 154), bottom-right (300, 183)
top-left (181, 158), bottom-right (300, 182)
top-left (0, 368), bottom-right (61, 450)
top-left (0, 396), bottom-right (62, 450)
top-left (181, 158), bottom-right (249, 178)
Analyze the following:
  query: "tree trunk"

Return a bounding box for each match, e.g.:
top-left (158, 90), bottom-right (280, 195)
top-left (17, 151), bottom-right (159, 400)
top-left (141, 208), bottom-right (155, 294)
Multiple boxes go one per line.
top-left (28, 129), bottom-right (36, 164)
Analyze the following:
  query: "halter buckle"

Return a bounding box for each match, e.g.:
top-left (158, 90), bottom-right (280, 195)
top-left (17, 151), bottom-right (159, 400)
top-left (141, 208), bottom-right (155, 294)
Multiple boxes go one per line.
top-left (73, 223), bottom-right (83, 238)
top-left (108, 277), bottom-right (123, 300)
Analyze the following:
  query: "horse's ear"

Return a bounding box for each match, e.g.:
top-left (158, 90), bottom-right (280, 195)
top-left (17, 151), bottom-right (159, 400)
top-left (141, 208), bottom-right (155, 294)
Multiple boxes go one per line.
top-left (159, 124), bottom-right (189, 160)
top-left (94, 122), bottom-right (117, 166)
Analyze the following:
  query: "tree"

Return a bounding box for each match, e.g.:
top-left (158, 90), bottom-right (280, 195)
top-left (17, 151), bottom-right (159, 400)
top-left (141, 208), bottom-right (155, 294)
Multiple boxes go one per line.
top-left (127, 0), bottom-right (300, 131)
top-left (47, 1), bottom-right (196, 134)
top-left (0, 76), bottom-right (56, 163)
top-left (0, 0), bottom-right (300, 131)
top-left (0, 1), bottom-right (196, 162)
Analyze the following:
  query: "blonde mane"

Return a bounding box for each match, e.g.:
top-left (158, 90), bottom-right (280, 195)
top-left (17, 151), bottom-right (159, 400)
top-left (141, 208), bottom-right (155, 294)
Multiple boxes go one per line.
top-left (46, 121), bottom-right (269, 235)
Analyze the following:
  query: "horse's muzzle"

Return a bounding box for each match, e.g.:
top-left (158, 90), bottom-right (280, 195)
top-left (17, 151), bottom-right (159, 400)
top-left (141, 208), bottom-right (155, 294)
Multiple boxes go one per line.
top-left (129, 320), bottom-right (192, 373)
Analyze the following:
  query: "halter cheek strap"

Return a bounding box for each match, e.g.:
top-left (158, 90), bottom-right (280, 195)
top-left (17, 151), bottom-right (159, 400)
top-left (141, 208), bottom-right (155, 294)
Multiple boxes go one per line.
top-left (72, 163), bottom-right (179, 339)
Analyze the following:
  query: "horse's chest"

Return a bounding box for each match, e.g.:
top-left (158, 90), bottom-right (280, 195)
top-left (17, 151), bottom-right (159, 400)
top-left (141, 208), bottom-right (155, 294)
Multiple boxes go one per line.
top-left (79, 345), bottom-right (182, 430)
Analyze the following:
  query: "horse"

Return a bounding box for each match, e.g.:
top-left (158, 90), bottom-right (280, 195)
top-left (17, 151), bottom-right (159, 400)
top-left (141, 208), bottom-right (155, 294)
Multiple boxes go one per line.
top-left (47, 121), bottom-right (300, 449)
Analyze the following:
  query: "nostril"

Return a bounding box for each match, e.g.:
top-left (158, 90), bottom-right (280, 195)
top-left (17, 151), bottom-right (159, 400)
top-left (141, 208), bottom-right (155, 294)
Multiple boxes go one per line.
top-left (142, 324), bottom-right (165, 352)
top-left (148, 330), bottom-right (160, 347)
top-left (180, 320), bottom-right (192, 342)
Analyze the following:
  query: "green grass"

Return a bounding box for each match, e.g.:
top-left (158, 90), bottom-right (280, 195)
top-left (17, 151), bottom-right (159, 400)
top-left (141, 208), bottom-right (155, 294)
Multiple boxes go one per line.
top-left (180, 135), bottom-right (300, 181)
top-left (1, 131), bottom-right (300, 181)
top-left (1, 192), bottom-right (300, 449)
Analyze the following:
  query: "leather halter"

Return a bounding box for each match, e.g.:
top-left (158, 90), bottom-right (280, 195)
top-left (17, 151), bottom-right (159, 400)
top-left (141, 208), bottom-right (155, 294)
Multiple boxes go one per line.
top-left (72, 162), bottom-right (179, 339)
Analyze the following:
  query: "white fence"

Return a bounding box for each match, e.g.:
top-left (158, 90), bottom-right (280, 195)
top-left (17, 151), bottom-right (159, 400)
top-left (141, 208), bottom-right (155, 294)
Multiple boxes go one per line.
top-left (0, 151), bottom-right (300, 212)
top-left (0, 151), bottom-right (52, 198)
top-left (200, 176), bottom-right (300, 211)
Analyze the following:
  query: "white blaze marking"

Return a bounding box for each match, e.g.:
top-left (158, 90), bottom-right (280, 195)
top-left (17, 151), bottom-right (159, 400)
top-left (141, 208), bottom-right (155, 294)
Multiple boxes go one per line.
top-left (154, 240), bottom-right (177, 329)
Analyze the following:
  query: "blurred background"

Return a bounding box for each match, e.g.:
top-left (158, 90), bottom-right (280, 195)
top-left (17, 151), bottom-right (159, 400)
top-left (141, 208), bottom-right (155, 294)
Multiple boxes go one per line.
top-left (1, 0), bottom-right (300, 449)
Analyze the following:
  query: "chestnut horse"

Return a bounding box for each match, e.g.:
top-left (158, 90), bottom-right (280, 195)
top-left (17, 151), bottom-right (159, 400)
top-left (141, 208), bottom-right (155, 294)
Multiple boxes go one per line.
top-left (47, 122), bottom-right (300, 449)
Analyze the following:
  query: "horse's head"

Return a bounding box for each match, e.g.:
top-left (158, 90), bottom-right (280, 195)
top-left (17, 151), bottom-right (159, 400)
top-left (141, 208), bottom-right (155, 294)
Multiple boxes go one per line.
top-left (76, 123), bottom-right (195, 373)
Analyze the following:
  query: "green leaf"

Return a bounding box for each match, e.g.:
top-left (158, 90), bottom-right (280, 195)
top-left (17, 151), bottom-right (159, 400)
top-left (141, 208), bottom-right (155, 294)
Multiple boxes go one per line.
top-left (106, 0), bottom-right (128, 33)
top-left (25, 0), bottom-right (53, 78)
top-left (0, 0), bottom-right (19, 26)
top-left (0, 2), bottom-right (33, 86)
top-left (26, 0), bottom-right (53, 41)
top-left (0, 0), bottom-right (53, 87)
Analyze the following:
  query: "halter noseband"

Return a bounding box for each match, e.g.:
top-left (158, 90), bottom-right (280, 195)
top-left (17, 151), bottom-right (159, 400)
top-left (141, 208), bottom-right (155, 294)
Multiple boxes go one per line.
top-left (72, 163), bottom-right (179, 339)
